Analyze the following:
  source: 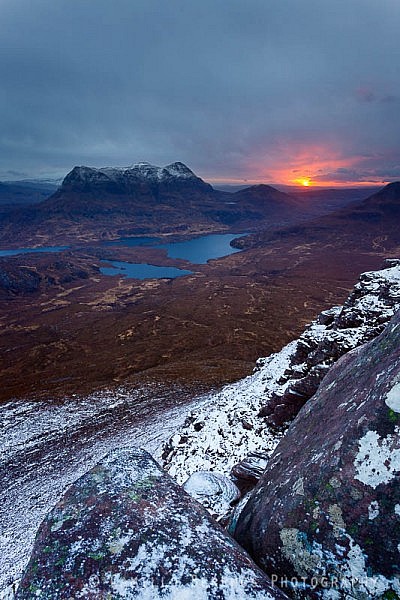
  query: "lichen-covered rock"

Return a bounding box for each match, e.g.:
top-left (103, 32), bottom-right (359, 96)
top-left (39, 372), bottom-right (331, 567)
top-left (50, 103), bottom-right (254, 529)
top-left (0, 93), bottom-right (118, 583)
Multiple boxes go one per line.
top-left (17, 448), bottom-right (286, 599)
top-left (231, 311), bottom-right (400, 599)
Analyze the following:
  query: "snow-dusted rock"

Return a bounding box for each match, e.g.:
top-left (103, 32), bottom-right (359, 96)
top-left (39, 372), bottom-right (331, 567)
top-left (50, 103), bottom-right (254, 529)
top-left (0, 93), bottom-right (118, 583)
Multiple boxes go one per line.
top-left (260, 258), bottom-right (400, 426)
top-left (61, 161), bottom-right (211, 193)
top-left (183, 471), bottom-right (241, 520)
top-left (232, 310), bottom-right (400, 599)
top-left (162, 343), bottom-right (292, 484)
top-left (17, 448), bottom-right (286, 599)
top-left (162, 260), bottom-right (400, 513)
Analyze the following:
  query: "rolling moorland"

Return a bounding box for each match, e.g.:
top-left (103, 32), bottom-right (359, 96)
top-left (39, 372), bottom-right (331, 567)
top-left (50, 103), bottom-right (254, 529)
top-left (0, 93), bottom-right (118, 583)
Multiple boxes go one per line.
top-left (0, 163), bottom-right (398, 404)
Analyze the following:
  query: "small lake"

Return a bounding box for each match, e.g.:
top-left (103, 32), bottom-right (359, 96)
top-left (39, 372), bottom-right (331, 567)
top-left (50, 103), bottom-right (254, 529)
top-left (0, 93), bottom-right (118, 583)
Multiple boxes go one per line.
top-left (0, 233), bottom-right (246, 280)
top-left (100, 261), bottom-right (193, 280)
top-left (101, 233), bottom-right (245, 279)
top-left (106, 233), bottom-right (244, 265)
top-left (159, 233), bottom-right (243, 264)
top-left (0, 245), bottom-right (68, 257)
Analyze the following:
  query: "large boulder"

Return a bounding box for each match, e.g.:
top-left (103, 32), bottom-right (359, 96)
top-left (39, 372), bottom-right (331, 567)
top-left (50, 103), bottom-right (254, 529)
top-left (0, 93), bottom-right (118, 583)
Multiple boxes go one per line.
top-left (17, 448), bottom-right (286, 599)
top-left (231, 311), bottom-right (400, 599)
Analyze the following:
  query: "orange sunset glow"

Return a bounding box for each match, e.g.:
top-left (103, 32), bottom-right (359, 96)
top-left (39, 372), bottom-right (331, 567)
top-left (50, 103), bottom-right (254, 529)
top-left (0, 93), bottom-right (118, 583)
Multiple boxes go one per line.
top-left (230, 144), bottom-right (391, 188)
top-left (208, 143), bottom-right (389, 188)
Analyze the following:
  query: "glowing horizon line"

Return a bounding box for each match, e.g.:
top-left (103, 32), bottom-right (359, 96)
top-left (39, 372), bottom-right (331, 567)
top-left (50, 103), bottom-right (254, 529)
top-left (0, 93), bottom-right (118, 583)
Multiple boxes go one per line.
top-left (206, 176), bottom-right (389, 188)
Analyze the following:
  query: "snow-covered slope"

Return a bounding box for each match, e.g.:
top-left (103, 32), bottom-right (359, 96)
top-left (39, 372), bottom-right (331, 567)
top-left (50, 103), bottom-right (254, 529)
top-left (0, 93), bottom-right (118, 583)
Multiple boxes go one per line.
top-left (162, 260), bottom-right (400, 511)
top-left (0, 387), bottom-right (209, 597)
top-left (62, 161), bottom-right (202, 187)
top-left (161, 344), bottom-right (292, 483)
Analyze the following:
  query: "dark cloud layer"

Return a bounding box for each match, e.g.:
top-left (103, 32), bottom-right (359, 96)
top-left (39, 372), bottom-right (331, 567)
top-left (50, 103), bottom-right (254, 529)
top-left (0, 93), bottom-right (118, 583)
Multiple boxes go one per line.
top-left (1, 0), bottom-right (399, 184)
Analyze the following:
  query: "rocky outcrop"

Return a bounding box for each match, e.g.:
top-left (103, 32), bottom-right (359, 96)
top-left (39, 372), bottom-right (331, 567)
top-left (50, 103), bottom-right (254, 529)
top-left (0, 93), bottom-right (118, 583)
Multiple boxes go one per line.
top-left (231, 310), bottom-right (400, 599)
top-left (17, 448), bottom-right (286, 599)
top-left (259, 257), bottom-right (400, 427)
top-left (0, 265), bottom-right (41, 294)
top-left (231, 451), bottom-right (270, 493)
top-left (61, 161), bottom-right (213, 194)
top-left (162, 260), bottom-right (400, 514)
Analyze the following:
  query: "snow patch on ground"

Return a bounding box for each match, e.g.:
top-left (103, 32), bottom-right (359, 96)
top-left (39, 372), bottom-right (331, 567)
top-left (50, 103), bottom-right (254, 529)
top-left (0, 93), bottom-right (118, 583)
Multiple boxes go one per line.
top-left (0, 386), bottom-right (208, 595)
top-left (163, 341), bottom-right (296, 485)
top-left (354, 428), bottom-right (400, 488)
top-left (385, 381), bottom-right (400, 413)
top-left (368, 500), bottom-right (380, 520)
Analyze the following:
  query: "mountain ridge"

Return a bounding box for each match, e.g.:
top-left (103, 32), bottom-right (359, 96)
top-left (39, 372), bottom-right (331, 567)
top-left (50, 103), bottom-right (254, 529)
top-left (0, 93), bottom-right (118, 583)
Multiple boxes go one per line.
top-left (0, 162), bottom-right (309, 247)
top-left (61, 161), bottom-right (211, 193)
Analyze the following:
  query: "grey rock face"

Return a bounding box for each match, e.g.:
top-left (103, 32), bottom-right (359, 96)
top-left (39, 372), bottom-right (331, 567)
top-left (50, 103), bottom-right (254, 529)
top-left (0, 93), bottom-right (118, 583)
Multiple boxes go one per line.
top-left (17, 448), bottom-right (286, 599)
top-left (231, 451), bottom-right (270, 491)
top-left (232, 311), bottom-right (400, 599)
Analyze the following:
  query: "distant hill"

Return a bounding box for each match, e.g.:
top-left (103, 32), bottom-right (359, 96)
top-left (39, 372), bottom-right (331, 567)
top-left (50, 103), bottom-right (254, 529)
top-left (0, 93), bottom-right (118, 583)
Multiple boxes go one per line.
top-left (237, 181), bottom-right (400, 253)
top-left (0, 162), bottom-right (308, 247)
top-left (0, 181), bottom-right (57, 207)
top-left (288, 185), bottom-right (382, 214)
top-left (342, 181), bottom-right (400, 220)
top-left (233, 184), bottom-right (304, 217)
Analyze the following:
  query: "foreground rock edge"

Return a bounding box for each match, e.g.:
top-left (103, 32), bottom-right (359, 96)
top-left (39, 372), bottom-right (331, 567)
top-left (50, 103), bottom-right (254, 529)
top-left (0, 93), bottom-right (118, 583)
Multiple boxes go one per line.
top-left (16, 447), bottom-right (286, 599)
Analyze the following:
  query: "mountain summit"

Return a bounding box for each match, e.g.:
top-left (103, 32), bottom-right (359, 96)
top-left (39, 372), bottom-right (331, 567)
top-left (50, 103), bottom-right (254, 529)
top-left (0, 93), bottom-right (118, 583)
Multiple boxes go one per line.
top-left (61, 161), bottom-right (210, 193)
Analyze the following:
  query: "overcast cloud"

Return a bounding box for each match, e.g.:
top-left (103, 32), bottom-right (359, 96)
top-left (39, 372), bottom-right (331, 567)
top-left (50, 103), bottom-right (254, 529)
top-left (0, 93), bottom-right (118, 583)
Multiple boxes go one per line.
top-left (1, 0), bottom-right (399, 184)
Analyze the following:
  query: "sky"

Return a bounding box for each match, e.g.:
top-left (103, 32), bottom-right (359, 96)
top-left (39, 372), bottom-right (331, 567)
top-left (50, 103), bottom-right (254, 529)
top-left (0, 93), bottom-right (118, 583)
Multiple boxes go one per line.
top-left (1, 0), bottom-right (399, 186)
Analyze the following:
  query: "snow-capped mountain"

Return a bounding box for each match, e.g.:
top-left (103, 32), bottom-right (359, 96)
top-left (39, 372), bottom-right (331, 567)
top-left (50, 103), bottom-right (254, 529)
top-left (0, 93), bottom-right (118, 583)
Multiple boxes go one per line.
top-left (61, 161), bottom-right (210, 191)
top-left (0, 160), bottom-right (309, 246)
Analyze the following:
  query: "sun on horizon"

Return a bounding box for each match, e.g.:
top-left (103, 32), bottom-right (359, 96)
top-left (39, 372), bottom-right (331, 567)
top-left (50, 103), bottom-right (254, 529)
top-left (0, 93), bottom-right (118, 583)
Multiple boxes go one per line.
top-left (292, 177), bottom-right (312, 187)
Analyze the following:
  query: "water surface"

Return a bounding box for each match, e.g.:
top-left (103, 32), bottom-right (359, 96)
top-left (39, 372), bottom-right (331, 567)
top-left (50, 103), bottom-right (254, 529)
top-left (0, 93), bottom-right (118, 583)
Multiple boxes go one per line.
top-left (0, 245), bottom-right (68, 257)
top-left (0, 233), bottom-right (246, 280)
top-left (158, 233), bottom-right (243, 264)
top-left (100, 261), bottom-right (192, 279)
top-left (106, 232), bottom-right (245, 264)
